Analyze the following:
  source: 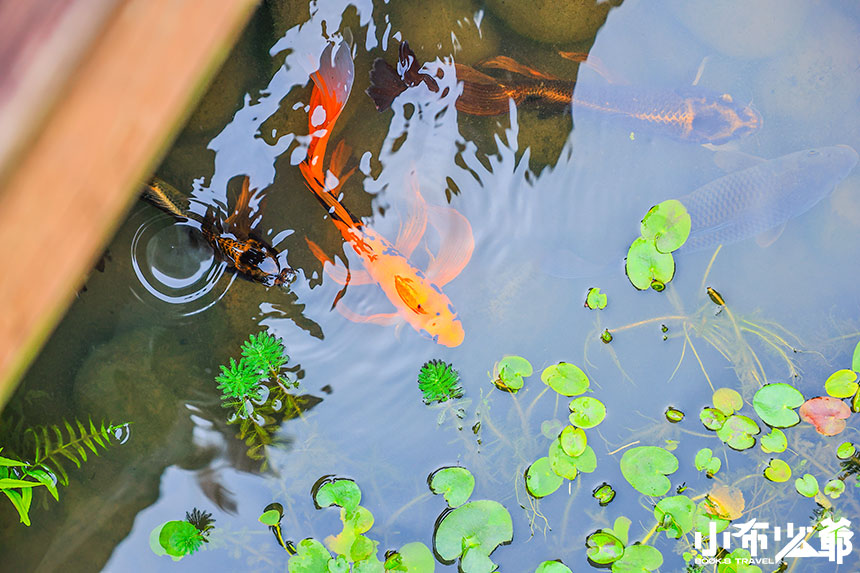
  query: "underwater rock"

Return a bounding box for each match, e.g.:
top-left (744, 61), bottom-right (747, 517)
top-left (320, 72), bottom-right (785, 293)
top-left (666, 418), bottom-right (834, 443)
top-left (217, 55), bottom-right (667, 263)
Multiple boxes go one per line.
top-left (484, 0), bottom-right (616, 45)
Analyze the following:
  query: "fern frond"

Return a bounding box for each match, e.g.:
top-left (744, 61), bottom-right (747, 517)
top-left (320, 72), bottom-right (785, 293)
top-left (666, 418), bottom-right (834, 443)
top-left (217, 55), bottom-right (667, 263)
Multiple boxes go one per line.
top-left (26, 418), bottom-right (126, 486)
top-left (418, 360), bottom-right (463, 404)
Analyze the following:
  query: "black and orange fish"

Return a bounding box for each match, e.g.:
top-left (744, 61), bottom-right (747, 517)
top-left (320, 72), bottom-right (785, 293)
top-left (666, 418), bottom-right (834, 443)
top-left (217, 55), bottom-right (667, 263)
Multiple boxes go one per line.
top-left (368, 42), bottom-right (762, 145)
top-left (143, 177), bottom-right (294, 287)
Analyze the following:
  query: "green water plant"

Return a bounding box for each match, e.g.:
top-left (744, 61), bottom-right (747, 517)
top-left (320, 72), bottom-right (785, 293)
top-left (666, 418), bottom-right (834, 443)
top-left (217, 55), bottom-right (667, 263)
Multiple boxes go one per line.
top-left (418, 360), bottom-right (463, 404)
top-left (490, 355), bottom-right (532, 393)
top-left (625, 199), bottom-right (690, 291)
top-left (585, 287), bottom-right (607, 310)
top-left (150, 508), bottom-right (215, 561)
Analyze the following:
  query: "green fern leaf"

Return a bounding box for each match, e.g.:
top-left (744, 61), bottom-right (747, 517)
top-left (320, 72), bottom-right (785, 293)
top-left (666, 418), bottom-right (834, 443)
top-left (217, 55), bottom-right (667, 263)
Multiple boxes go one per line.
top-left (27, 418), bottom-right (126, 486)
top-left (418, 360), bottom-right (463, 404)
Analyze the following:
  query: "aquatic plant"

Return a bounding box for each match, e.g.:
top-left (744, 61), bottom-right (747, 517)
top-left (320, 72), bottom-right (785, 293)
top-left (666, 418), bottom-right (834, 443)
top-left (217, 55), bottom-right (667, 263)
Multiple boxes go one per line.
top-left (150, 507), bottom-right (215, 561)
top-left (585, 287), bottom-right (607, 310)
top-left (417, 359), bottom-right (463, 404)
top-left (0, 448), bottom-right (57, 526)
top-left (625, 199), bottom-right (690, 291)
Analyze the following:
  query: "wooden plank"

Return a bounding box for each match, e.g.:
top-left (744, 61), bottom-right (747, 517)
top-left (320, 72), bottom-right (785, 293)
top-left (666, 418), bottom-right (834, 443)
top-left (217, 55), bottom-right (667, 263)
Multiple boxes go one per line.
top-left (0, 0), bottom-right (259, 407)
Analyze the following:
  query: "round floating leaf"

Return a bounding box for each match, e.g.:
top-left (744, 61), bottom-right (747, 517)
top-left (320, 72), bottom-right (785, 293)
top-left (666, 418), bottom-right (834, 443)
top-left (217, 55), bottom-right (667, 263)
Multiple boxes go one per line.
top-left (795, 474), bottom-right (819, 498)
top-left (541, 419), bottom-right (563, 439)
top-left (460, 548), bottom-right (495, 573)
top-left (664, 439), bottom-right (679, 451)
top-left (625, 237), bottom-right (675, 291)
top-left (572, 445), bottom-right (598, 474)
top-left (585, 531), bottom-right (624, 565)
top-left (383, 541), bottom-right (435, 572)
top-left (665, 407), bottom-right (684, 423)
top-left (752, 383), bottom-right (804, 428)
top-left (853, 340), bottom-right (860, 372)
top-left (328, 555), bottom-right (349, 573)
top-left (799, 396), bottom-right (851, 436)
top-left (548, 439), bottom-right (578, 480)
top-left (640, 199), bottom-right (691, 253)
top-left (601, 329), bottom-right (614, 343)
top-left (716, 415), bottom-right (760, 450)
top-left (569, 397), bottom-right (606, 429)
top-left (288, 538), bottom-right (333, 572)
top-left (493, 355), bottom-right (532, 393)
top-left (763, 459), bottom-right (791, 482)
top-left (654, 495), bottom-right (696, 538)
top-left (713, 388), bottom-right (743, 416)
top-left (718, 549), bottom-right (760, 573)
top-left (700, 408), bottom-right (727, 431)
top-left (156, 521), bottom-right (203, 558)
top-left (620, 446), bottom-right (678, 497)
top-left (825, 369), bottom-right (859, 398)
top-left (535, 560), bottom-right (573, 573)
top-left (314, 478), bottom-right (361, 512)
top-left (560, 426), bottom-right (587, 457)
top-left (592, 483), bottom-right (616, 506)
top-left (526, 457), bottom-right (563, 498)
top-left (760, 428), bottom-right (787, 454)
top-left (853, 390), bottom-right (860, 414)
top-left (541, 362), bottom-right (590, 396)
top-left (585, 287), bottom-right (608, 310)
top-left (694, 448), bottom-right (721, 477)
top-left (432, 500), bottom-right (513, 565)
top-left (259, 509), bottom-right (282, 527)
top-left (429, 467), bottom-right (475, 508)
top-left (706, 485), bottom-right (745, 520)
top-left (349, 534), bottom-right (376, 562)
top-left (611, 543), bottom-right (663, 573)
top-left (837, 442), bottom-right (856, 459)
top-left (824, 479), bottom-right (845, 499)
top-left (694, 502), bottom-right (730, 536)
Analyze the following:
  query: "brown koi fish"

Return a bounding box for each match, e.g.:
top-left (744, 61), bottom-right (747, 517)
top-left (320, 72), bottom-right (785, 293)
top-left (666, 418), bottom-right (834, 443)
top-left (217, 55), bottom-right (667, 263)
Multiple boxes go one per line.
top-left (143, 177), bottom-right (294, 287)
top-left (368, 42), bottom-right (762, 145)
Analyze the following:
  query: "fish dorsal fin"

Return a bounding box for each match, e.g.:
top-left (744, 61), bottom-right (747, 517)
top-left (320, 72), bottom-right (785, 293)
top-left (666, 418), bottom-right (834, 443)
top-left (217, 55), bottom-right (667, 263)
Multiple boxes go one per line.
top-left (424, 203), bottom-right (474, 286)
top-left (455, 64), bottom-right (516, 116)
top-left (224, 176), bottom-right (258, 236)
top-left (756, 223), bottom-right (785, 248)
top-left (713, 149), bottom-right (766, 173)
top-left (557, 51), bottom-right (622, 84)
top-left (394, 172), bottom-right (428, 258)
top-left (394, 275), bottom-right (427, 314)
top-left (479, 56), bottom-right (559, 81)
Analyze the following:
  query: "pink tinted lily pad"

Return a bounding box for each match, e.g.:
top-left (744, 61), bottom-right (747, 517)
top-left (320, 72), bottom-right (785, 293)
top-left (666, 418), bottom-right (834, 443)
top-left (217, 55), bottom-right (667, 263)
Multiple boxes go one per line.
top-left (799, 397), bottom-right (851, 436)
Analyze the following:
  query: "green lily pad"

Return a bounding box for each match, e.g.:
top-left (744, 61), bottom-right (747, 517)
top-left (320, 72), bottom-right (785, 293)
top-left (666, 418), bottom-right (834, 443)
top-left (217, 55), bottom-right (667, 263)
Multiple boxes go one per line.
top-left (492, 355), bottom-right (532, 393)
top-left (592, 483), bottom-right (616, 506)
top-left (541, 362), bottom-right (589, 396)
top-left (752, 383), bottom-right (804, 428)
top-left (713, 388), bottom-right (743, 416)
top-left (460, 548), bottom-right (495, 573)
top-left (601, 329), bottom-right (614, 343)
top-left (717, 549), bottom-right (761, 573)
top-left (625, 237), bottom-right (675, 291)
top-left (664, 439), bottom-right (679, 451)
top-left (568, 397), bottom-right (606, 429)
top-left (611, 544), bottom-right (663, 573)
top-left (654, 495), bottom-right (696, 539)
top-left (825, 369), bottom-right (859, 398)
top-left (763, 459), bottom-right (791, 482)
top-left (535, 560), bottom-right (573, 573)
top-left (585, 530), bottom-right (625, 565)
top-left (716, 415), bottom-right (760, 450)
top-left (693, 502), bottom-right (730, 536)
top-left (151, 520), bottom-right (203, 559)
top-left (700, 408), bottom-right (727, 431)
top-left (429, 467), bottom-right (475, 508)
top-left (382, 541), bottom-right (435, 572)
top-left (560, 425), bottom-right (587, 457)
top-left (314, 478), bottom-right (361, 512)
top-left (824, 479), bottom-right (845, 499)
top-left (853, 390), bottom-right (860, 413)
top-left (795, 473), bottom-right (819, 498)
top-left (694, 448), bottom-right (721, 477)
top-left (852, 340), bottom-right (860, 372)
top-left (259, 509), bottom-right (282, 526)
top-left (837, 442), bottom-right (855, 459)
top-left (620, 446), bottom-right (678, 496)
top-left (585, 287), bottom-right (608, 310)
top-left (432, 500), bottom-right (513, 566)
top-left (760, 428), bottom-right (787, 454)
top-left (571, 445), bottom-right (598, 473)
top-left (541, 419), bottom-right (563, 439)
top-left (288, 538), bottom-right (333, 573)
top-left (665, 407), bottom-right (684, 423)
top-left (548, 439), bottom-right (578, 480)
top-left (526, 457), bottom-right (563, 498)
top-left (640, 199), bottom-right (691, 253)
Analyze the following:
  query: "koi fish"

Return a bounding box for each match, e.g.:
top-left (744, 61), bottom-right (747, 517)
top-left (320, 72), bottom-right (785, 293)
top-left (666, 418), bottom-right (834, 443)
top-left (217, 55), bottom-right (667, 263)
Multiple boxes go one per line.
top-left (367, 42), bottom-right (762, 145)
top-left (302, 43), bottom-right (473, 347)
top-left (142, 177), bottom-right (294, 287)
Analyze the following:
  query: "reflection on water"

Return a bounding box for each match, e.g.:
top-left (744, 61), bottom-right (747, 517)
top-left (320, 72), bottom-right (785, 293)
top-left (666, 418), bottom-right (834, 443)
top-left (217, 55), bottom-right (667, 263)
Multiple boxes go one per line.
top-left (3, 0), bottom-right (860, 571)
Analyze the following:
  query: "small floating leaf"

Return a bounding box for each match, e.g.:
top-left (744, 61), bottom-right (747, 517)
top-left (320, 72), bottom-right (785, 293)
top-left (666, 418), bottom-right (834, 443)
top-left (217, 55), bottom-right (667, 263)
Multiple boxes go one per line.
top-left (592, 483), bottom-right (616, 506)
top-left (571, 445), bottom-right (598, 474)
top-left (383, 542), bottom-right (435, 572)
top-left (585, 287), bottom-right (608, 310)
top-left (568, 397), bottom-right (606, 429)
top-left (799, 396), bottom-right (851, 436)
top-left (418, 360), bottom-right (463, 404)
top-left (693, 502), bottom-right (730, 535)
top-left (760, 428), bottom-right (787, 454)
top-left (715, 415), bottom-right (760, 451)
top-left (432, 500), bottom-right (513, 566)
top-left (719, 549), bottom-right (760, 573)
top-left (259, 509), bottom-right (282, 526)
top-left (601, 329), bottom-right (613, 343)
top-left (541, 419), bottom-right (563, 439)
top-left (620, 446), bottom-right (678, 497)
top-left (526, 457), bottom-right (563, 498)
top-left (654, 495), bottom-right (696, 538)
top-left (429, 467), bottom-right (475, 508)
top-left (156, 520), bottom-right (204, 559)
top-left (752, 383), bottom-right (804, 428)
top-left (837, 442), bottom-right (855, 459)
top-left (492, 355), bottom-right (532, 393)
top-left (763, 459), bottom-right (791, 482)
top-left (313, 478), bottom-right (361, 512)
top-left (611, 543), bottom-right (663, 572)
top-left (700, 408), bottom-right (727, 431)
top-left (665, 407), bottom-right (684, 423)
top-left (560, 426), bottom-right (587, 457)
top-left (825, 369), bottom-right (859, 399)
top-left (548, 439), bottom-right (578, 480)
top-left (713, 388), bottom-right (743, 416)
top-left (852, 340), bottom-right (860, 372)
top-left (625, 237), bottom-right (675, 291)
top-left (288, 538), bottom-right (333, 572)
top-left (705, 485), bottom-right (745, 520)
top-left (795, 474), bottom-right (819, 497)
top-left (640, 199), bottom-right (691, 253)
top-left (824, 479), bottom-right (845, 499)
top-left (585, 531), bottom-right (624, 565)
top-left (541, 362), bottom-right (589, 396)
top-left (535, 561), bottom-right (572, 573)
top-left (694, 448), bottom-right (721, 477)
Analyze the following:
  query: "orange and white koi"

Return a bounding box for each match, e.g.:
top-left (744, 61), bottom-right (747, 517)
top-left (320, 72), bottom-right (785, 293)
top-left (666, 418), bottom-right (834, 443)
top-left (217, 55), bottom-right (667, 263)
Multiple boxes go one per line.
top-left (300, 43), bottom-right (473, 347)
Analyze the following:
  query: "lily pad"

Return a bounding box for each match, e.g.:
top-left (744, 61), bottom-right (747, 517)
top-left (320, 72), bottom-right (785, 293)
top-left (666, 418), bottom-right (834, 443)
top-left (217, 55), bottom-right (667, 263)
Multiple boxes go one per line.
top-left (288, 538), bottom-right (333, 573)
top-left (585, 530), bottom-right (625, 565)
top-left (601, 329), bottom-right (614, 343)
top-left (654, 495), bottom-right (696, 538)
top-left (713, 388), bottom-right (742, 415)
top-left (571, 445), bottom-right (598, 473)
top-left (824, 479), bottom-right (845, 499)
top-left (541, 419), bottom-right (563, 439)
top-left (560, 425), bottom-right (587, 457)
top-left (763, 459), bottom-right (791, 482)
top-left (837, 442), bottom-right (855, 459)
top-left (705, 485), bottom-right (745, 520)
top-left (492, 355), bottom-right (532, 393)
top-left (717, 549), bottom-right (761, 573)
top-left (548, 439), bottom-right (578, 480)
top-left (526, 457), bottom-right (563, 498)
top-left (700, 408), bottom-right (727, 431)
top-left (383, 542), bottom-right (435, 572)
top-left (568, 397), bottom-right (606, 429)
top-left (432, 500), bottom-right (513, 566)
top-left (752, 383), bottom-right (804, 428)
top-left (640, 199), bottom-right (691, 253)
top-left (760, 428), bottom-right (787, 454)
top-left (314, 478), bottom-right (361, 512)
top-left (693, 502), bottom-right (730, 536)
top-left (795, 473), bottom-right (819, 497)
top-left (259, 508), bottom-right (282, 526)
top-left (853, 340), bottom-right (860, 372)
top-left (716, 415), bottom-right (760, 450)
top-left (585, 287), bottom-right (608, 310)
top-left (592, 483), bottom-right (616, 506)
top-left (625, 237), bottom-right (675, 291)
top-left (535, 560), bottom-right (573, 573)
top-left (825, 369), bottom-right (859, 398)
top-left (429, 467), bottom-right (475, 508)
top-left (694, 448), bottom-right (721, 477)
top-left (541, 363), bottom-right (589, 396)
top-left (611, 544), bottom-right (663, 573)
top-left (620, 446), bottom-right (678, 497)
top-left (799, 396), bottom-right (851, 436)
top-left (664, 407), bottom-right (684, 423)
top-left (153, 520), bottom-right (202, 559)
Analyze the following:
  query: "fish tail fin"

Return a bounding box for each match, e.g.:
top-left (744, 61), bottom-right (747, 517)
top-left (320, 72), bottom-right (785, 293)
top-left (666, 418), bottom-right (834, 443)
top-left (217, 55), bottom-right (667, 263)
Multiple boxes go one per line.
top-left (479, 55), bottom-right (559, 81)
top-left (143, 178), bottom-right (190, 218)
top-left (307, 42), bottom-right (355, 173)
top-left (454, 63), bottom-right (519, 116)
top-left (367, 57), bottom-right (407, 111)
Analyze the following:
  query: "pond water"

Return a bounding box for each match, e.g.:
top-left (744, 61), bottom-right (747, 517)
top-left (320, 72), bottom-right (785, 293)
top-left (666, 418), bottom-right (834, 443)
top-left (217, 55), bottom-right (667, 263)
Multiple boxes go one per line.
top-left (3, 1), bottom-right (860, 571)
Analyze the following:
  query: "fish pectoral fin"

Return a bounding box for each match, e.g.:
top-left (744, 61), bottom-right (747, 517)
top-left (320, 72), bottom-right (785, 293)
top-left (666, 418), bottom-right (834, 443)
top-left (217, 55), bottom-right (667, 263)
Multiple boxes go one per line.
top-left (424, 204), bottom-right (474, 286)
top-left (756, 224), bottom-right (786, 248)
top-left (305, 237), bottom-right (373, 285)
top-left (557, 51), bottom-right (622, 85)
top-left (713, 149), bottom-right (766, 172)
top-left (479, 56), bottom-right (559, 81)
top-left (455, 64), bottom-right (515, 116)
top-left (394, 171), bottom-right (429, 258)
top-left (335, 300), bottom-right (400, 326)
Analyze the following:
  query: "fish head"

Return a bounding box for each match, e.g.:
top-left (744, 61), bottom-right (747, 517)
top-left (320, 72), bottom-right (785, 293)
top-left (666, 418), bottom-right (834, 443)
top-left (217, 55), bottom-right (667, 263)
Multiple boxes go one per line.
top-left (687, 92), bottom-right (763, 144)
top-left (235, 238), bottom-right (294, 287)
top-left (418, 310), bottom-right (465, 348)
top-left (783, 145), bottom-right (859, 209)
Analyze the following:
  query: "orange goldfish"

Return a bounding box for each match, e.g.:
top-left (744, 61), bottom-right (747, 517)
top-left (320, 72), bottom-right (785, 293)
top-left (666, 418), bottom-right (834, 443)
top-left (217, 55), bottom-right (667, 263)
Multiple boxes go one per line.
top-left (301, 43), bottom-right (473, 347)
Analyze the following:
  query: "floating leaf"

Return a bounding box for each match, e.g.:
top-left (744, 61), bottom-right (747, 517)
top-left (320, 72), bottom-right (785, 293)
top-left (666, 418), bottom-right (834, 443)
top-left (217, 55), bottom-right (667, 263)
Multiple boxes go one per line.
top-left (571, 445), bottom-right (598, 474)
top-left (313, 478), bottom-right (361, 512)
top-left (288, 538), bottom-right (333, 572)
top-left (795, 474), bottom-right (819, 497)
top-left (585, 531), bottom-right (624, 565)
top-left (654, 495), bottom-right (696, 538)
top-left (541, 419), bottom-right (563, 439)
top-left (560, 426), bottom-right (587, 457)
top-left (418, 360), bottom-right (463, 404)
top-left (716, 415), bottom-right (760, 450)
top-left (429, 467), bottom-right (475, 508)
top-left (640, 199), bottom-right (691, 253)
top-left (752, 383), bottom-right (804, 428)
top-left (259, 509), bottom-right (282, 526)
top-left (548, 440), bottom-right (578, 480)
top-left (825, 369), bottom-right (859, 399)
top-left (592, 483), bottom-right (616, 506)
top-left (700, 407), bottom-right (727, 431)
top-left (383, 541), bottom-right (435, 572)
top-left (535, 560), bottom-right (572, 573)
top-left (694, 448), bottom-right (721, 477)
top-left (492, 356), bottom-right (532, 393)
top-left (585, 287), bottom-right (608, 310)
top-left (763, 459), bottom-right (791, 482)
top-left (694, 502), bottom-right (730, 536)
top-left (837, 442), bottom-right (856, 459)
top-left (526, 457), bottom-right (563, 497)
top-left (717, 549), bottom-right (761, 573)
top-left (799, 396), bottom-right (851, 436)
top-left (156, 520), bottom-right (204, 559)
top-left (853, 340), bottom-right (860, 372)
top-left (625, 237), bottom-right (675, 291)
top-left (824, 479), bottom-right (845, 499)
top-left (568, 397), bottom-right (606, 429)
top-left (713, 388), bottom-right (743, 416)
top-left (620, 446), bottom-right (678, 497)
top-left (541, 363), bottom-right (589, 396)
top-left (760, 428), bottom-right (787, 454)
top-left (705, 485), bottom-right (745, 520)
top-left (432, 500), bottom-right (513, 567)
top-left (601, 329), bottom-right (614, 343)
top-left (665, 407), bottom-right (684, 423)
top-left (611, 543), bottom-right (663, 573)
